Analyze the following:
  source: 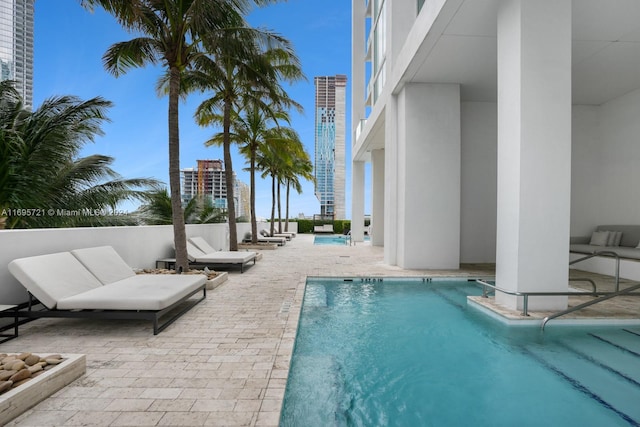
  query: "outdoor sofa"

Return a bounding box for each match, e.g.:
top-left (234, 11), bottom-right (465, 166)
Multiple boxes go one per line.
top-left (187, 237), bottom-right (257, 273)
top-left (570, 225), bottom-right (640, 260)
top-left (6, 246), bottom-right (206, 334)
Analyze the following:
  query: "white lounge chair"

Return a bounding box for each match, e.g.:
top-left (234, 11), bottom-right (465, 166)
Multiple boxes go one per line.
top-left (186, 239), bottom-right (257, 273)
top-left (260, 229), bottom-right (292, 241)
top-left (314, 224), bottom-right (334, 234)
top-left (244, 231), bottom-right (286, 246)
top-left (7, 246), bottom-right (206, 334)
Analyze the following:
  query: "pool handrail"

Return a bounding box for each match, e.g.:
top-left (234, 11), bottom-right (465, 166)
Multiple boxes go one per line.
top-left (475, 279), bottom-right (601, 316)
top-left (570, 250), bottom-right (621, 291)
top-left (475, 279), bottom-right (640, 328)
top-left (540, 282), bottom-right (640, 330)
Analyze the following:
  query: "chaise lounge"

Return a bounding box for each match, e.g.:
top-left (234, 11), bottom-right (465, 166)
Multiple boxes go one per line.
top-left (187, 238), bottom-right (257, 273)
top-left (6, 246), bottom-right (206, 334)
top-left (243, 232), bottom-right (287, 246)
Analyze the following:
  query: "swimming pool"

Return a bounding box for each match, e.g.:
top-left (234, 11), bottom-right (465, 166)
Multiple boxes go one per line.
top-left (314, 235), bottom-right (370, 245)
top-left (280, 278), bottom-right (640, 426)
top-left (314, 234), bottom-right (352, 245)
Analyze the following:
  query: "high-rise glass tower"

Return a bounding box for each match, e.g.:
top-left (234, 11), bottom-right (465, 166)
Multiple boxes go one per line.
top-left (0, 0), bottom-right (34, 109)
top-left (314, 75), bottom-right (347, 219)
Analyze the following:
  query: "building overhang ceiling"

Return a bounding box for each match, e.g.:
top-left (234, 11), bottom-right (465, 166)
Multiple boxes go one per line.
top-left (404, 0), bottom-right (640, 105)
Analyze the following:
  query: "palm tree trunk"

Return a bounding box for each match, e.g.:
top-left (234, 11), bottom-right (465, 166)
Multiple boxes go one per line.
top-left (223, 98), bottom-right (238, 251)
top-left (250, 148), bottom-right (258, 244)
top-left (277, 179), bottom-right (282, 233)
top-left (168, 66), bottom-right (188, 272)
top-left (285, 180), bottom-right (290, 232)
top-left (270, 174), bottom-right (276, 236)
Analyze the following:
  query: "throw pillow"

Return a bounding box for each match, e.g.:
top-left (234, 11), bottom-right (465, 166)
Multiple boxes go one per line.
top-left (613, 231), bottom-right (623, 246)
top-left (590, 230), bottom-right (610, 246)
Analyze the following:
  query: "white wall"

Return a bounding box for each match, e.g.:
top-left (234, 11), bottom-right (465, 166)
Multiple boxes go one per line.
top-left (0, 224), bottom-right (229, 304)
top-left (571, 105), bottom-right (602, 236)
top-left (460, 102), bottom-right (498, 263)
top-left (571, 88), bottom-right (640, 237)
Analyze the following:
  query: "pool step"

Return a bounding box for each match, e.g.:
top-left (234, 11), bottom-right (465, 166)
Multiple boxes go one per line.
top-left (304, 284), bottom-right (328, 308)
top-left (280, 355), bottom-right (348, 427)
top-left (524, 330), bottom-right (640, 424)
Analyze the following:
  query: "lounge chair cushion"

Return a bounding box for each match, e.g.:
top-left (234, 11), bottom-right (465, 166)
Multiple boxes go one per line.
top-left (8, 252), bottom-right (103, 309)
top-left (57, 274), bottom-right (206, 311)
top-left (186, 241), bottom-right (208, 262)
top-left (189, 237), bottom-right (217, 254)
top-left (71, 246), bottom-right (136, 285)
top-left (194, 251), bottom-right (256, 264)
top-left (187, 240), bottom-right (256, 264)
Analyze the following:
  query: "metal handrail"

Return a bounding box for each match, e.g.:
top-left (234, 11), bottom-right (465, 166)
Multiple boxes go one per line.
top-left (541, 282), bottom-right (640, 330)
top-left (570, 251), bottom-right (620, 291)
top-left (475, 280), bottom-right (601, 316)
top-left (568, 278), bottom-right (598, 294)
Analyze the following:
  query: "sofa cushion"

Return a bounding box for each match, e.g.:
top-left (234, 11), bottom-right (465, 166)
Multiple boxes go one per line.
top-left (8, 252), bottom-right (103, 309)
top-left (570, 244), bottom-right (600, 254)
top-left (589, 231), bottom-right (610, 246)
top-left (596, 225), bottom-right (640, 248)
top-left (57, 274), bottom-right (206, 311)
top-left (71, 246), bottom-right (136, 285)
top-left (609, 247), bottom-right (640, 260)
top-left (604, 231), bottom-right (623, 246)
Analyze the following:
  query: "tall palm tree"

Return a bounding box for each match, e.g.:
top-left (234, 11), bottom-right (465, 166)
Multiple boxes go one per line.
top-left (0, 81), bottom-right (158, 229)
top-left (81, 0), bottom-right (276, 269)
top-left (192, 26), bottom-right (303, 249)
top-left (256, 126), bottom-right (304, 235)
top-left (281, 141), bottom-right (313, 232)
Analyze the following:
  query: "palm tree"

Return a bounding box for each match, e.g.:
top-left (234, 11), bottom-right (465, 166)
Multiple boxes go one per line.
top-left (0, 81), bottom-right (158, 229)
top-left (281, 142), bottom-right (313, 232)
top-left (192, 26), bottom-right (302, 249)
top-left (81, 0), bottom-right (277, 269)
top-left (255, 126), bottom-right (303, 235)
top-left (137, 188), bottom-right (226, 225)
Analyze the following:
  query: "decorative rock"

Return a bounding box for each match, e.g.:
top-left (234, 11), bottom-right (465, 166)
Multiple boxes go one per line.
top-left (9, 369), bottom-right (31, 383)
top-left (24, 355), bottom-right (40, 366)
top-left (0, 353), bottom-right (66, 395)
top-left (1, 356), bottom-right (16, 365)
top-left (42, 354), bottom-right (62, 361)
top-left (10, 360), bottom-right (25, 371)
top-left (0, 381), bottom-right (12, 394)
top-left (27, 364), bottom-right (42, 374)
top-left (0, 370), bottom-right (16, 382)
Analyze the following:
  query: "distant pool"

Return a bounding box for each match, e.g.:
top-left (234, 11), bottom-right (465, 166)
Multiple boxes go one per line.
top-left (314, 235), bottom-right (369, 245)
top-left (280, 277), bottom-right (640, 426)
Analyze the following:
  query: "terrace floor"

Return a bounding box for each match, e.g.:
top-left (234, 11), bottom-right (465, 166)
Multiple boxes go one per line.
top-left (4, 234), bottom-right (639, 426)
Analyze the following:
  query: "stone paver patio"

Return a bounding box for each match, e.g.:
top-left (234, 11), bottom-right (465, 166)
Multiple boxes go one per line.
top-left (2, 234), bottom-right (638, 426)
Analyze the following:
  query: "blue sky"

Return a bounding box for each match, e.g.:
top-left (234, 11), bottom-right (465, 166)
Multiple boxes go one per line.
top-left (32, 0), bottom-right (360, 219)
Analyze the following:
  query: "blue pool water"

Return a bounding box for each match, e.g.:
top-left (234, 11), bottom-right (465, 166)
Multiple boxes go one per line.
top-left (280, 278), bottom-right (640, 426)
top-left (314, 235), bottom-right (370, 245)
top-left (314, 235), bottom-right (352, 245)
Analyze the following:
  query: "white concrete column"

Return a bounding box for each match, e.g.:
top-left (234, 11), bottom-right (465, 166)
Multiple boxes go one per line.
top-left (371, 149), bottom-right (385, 246)
top-left (384, 95), bottom-right (399, 265)
top-left (396, 83), bottom-right (461, 269)
top-left (496, 0), bottom-right (572, 311)
top-left (351, 160), bottom-right (365, 242)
